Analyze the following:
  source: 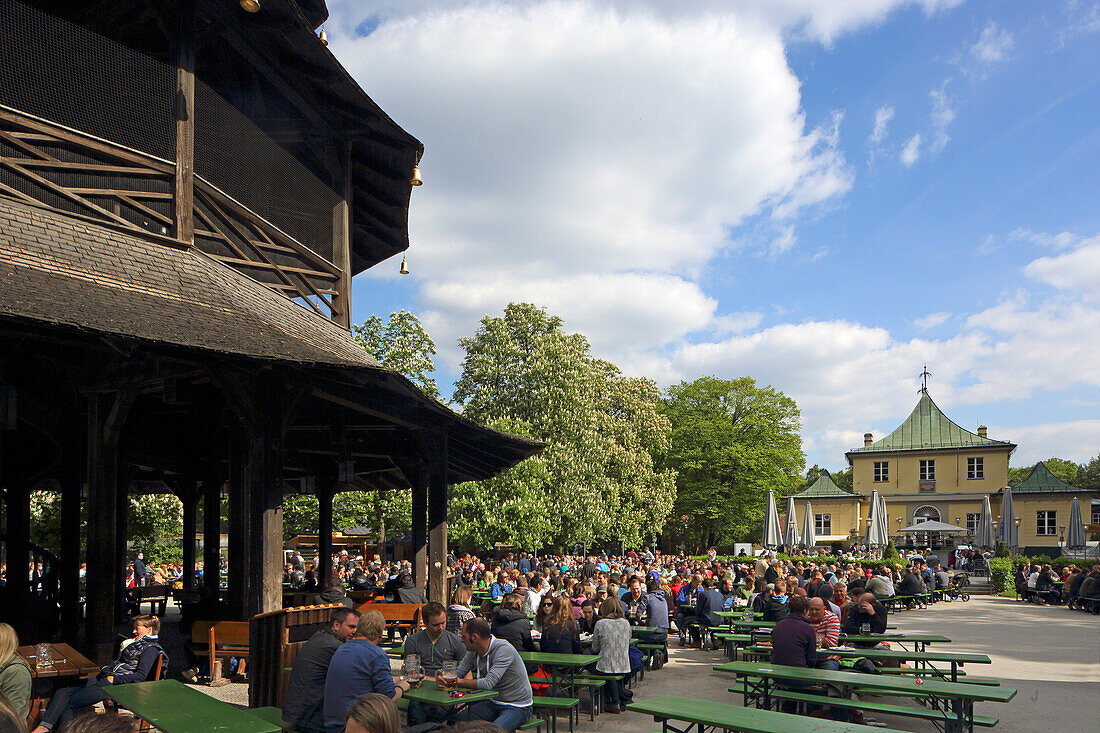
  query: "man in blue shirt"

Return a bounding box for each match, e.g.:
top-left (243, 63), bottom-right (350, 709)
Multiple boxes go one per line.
top-left (322, 609), bottom-right (410, 733)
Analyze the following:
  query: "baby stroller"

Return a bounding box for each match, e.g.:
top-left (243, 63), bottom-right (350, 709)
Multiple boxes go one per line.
top-left (943, 572), bottom-right (971, 602)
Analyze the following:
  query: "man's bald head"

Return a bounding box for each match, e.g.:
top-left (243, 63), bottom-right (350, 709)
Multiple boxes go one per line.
top-left (806, 597), bottom-right (825, 623)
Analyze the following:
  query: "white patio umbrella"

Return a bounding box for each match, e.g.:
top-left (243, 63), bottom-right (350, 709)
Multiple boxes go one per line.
top-left (762, 489), bottom-right (782, 549)
top-left (801, 502), bottom-right (817, 549)
top-left (1000, 487), bottom-right (1018, 550)
top-left (864, 489), bottom-right (886, 548)
top-left (1066, 497), bottom-right (1086, 550)
top-left (877, 494), bottom-right (891, 547)
top-left (783, 495), bottom-right (800, 548)
top-left (974, 495), bottom-right (996, 549)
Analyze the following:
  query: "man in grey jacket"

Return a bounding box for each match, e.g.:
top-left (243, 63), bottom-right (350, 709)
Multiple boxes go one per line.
top-left (449, 618), bottom-right (533, 732)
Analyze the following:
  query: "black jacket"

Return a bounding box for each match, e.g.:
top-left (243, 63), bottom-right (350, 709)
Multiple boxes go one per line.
top-left (762, 597), bottom-right (789, 622)
top-left (491, 608), bottom-right (535, 654)
top-left (897, 574), bottom-right (925, 596)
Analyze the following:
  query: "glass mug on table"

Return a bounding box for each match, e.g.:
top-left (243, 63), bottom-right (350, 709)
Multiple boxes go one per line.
top-left (439, 660), bottom-right (458, 692)
top-left (816, 631), bottom-right (826, 649)
top-left (402, 655), bottom-right (423, 687)
top-left (860, 622), bottom-right (871, 636)
top-left (35, 643), bottom-right (53, 669)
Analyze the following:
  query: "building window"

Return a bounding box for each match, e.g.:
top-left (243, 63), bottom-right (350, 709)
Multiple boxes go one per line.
top-left (1037, 510), bottom-right (1056, 536)
top-left (815, 514), bottom-right (831, 535)
top-left (967, 457), bottom-right (984, 480)
top-left (966, 513), bottom-right (979, 533)
top-left (919, 460), bottom-right (936, 481)
top-left (1093, 506), bottom-right (1100, 527)
top-left (873, 461), bottom-right (889, 482)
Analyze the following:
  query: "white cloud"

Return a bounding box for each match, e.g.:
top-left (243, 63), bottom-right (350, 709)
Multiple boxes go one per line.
top-left (929, 81), bottom-right (955, 154)
top-left (1023, 233), bottom-right (1100, 296)
top-left (988, 420), bottom-right (1100, 464)
top-left (913, 311), bottom-right (951, 329)
top-left (901, 134), bottom-right (922, 165)
top-left (970, 21), bottom-right (1015, 64)
top-left (870, 105), bottom-right (894, 145)
top-left (1010, 228), bottom-right (1086, 250)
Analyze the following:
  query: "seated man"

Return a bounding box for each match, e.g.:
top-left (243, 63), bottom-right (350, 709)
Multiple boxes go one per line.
top-left (323, 610), bottom-right (410, 733)
top-left (694, 577), bottom-right (726, 648)
top-left (403, 602), bottom-right (466, 726)
top-left (32, 615), bottom-right (165, 733)
top-left (896, 568), bottom-right (926, 608)
top-left (282, 607), bottom-right (360, 733)
top-left (806, 598), bottom-right (840, 670)
top-left (865, 568), bottom-right (894, 600)
top-left (933, 564), bottom-right (950, 591)
top-left (450, 618), bottom-right (533, 732)
top-left (635, 580), bottom-right (670, 665)
top-left (394, 573), bottom-right (428, 604)
top-left (841, 593), bottom-right (888, 648)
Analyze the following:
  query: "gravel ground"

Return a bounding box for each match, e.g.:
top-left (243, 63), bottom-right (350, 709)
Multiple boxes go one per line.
top-left (165, 596), bottom-right (1099, 731)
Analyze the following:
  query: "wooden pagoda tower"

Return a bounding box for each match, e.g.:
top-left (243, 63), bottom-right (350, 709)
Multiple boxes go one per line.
top-left (0, 0), bottom-right (540, 673)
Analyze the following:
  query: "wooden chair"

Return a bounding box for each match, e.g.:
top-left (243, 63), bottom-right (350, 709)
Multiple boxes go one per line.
top-left (206, 620), bottom-right (250, 684)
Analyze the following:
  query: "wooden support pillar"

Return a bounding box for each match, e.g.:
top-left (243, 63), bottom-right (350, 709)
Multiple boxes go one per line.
top-left (246, 375), bottom-right (283, 619)
top-left (410, 463), bottom-right (428, 593)
top-left (5, 483), bottom-right (30, 599)
top-left (317, 483), bottom-right (334, 588)
top-left (331, 141), bottom-right (352, 328)
top-left (85, 391), bottom-right (131, 664)
top-left (115, 452), bottom-right (131, 623)
top-left (202, 473), bottom-right (221, 595)
top-left (59, 418), bottom-right (83, 642)
top-left (226, 435), bottom-right (251, 620)
top-left (173, 0), bottom-right (195, 243)
top-left (180, 480), bottom-right (197, 590)
top-left (426, 431), bottom-right (449, 604)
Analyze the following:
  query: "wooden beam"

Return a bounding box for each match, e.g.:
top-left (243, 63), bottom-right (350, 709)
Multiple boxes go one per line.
top-left (410, 462), bottom-right (428, 594)
top-left (331, 141), bottom-right (352, 328)
top-left (174, 1), bottom-right (196, 244)
top-left (426, 431), bottom-right (449, 604)
top-left (317, 482), bottom-right (334, 587)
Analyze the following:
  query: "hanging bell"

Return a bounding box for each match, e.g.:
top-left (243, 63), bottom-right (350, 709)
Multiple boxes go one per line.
top-left (399, 256), bottom-right (410, 275)
top-left (319, 28), bottom-right (329, 46)
top-left (239, 0), bottom-right (261, 12)
top-left (410, 165), bottom-right (423, 186)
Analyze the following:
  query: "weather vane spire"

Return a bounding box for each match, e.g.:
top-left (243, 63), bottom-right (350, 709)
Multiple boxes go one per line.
top-left (919, 364), bottom-right (931, 394)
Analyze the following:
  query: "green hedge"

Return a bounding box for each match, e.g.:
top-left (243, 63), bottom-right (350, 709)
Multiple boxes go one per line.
top-left (988, 555), bottom-right (1097, 594)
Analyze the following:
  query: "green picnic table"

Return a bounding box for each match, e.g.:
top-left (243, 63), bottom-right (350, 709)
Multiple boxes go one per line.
top-left (105, 680), bottom-right (280, 733)
top-left (741, 645), bottom-right (991, 682)
top-left (403, 684), bottom-right (498, 723)
top-left (626, 693), bottom-right (908, 732)
top-left (836, 632), bottom-right (950, 653)
top-left (519, 651), bottom-right (600, 697)
top-left (714, 661), bottom-right (1015, 733)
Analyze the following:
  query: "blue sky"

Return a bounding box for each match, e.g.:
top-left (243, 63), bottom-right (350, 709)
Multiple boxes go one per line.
top-left (327, 0), bottom-right (1100, 472)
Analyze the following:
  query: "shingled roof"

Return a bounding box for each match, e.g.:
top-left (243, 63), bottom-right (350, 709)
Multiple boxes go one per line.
top-left (847, 391), bottom-right (1015, 456)
top-left (1007, 461), bottom-right (1081, 494)
top-left (0, 196), bottom-right (542, 481)
top-left (794, 471), bottom-right (859, 499)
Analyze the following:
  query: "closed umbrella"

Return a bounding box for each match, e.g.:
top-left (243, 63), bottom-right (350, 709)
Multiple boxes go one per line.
top-left (801, 502), bottom-right (816, 550)
top-left (974, 495), bottom-right (996, 549)
top-left (762, 489), bottom-right (782, 549)
top-left (1066, 497), bottom-right (1086, 550)
top-left (1000, 487), bottom-right (1018, 550)
top-left (864, 490), bottom-right (885, 548)
top-left (877, 494), bottom-right (891, 547)
top-left (783, 496), bottom-right (800, 548)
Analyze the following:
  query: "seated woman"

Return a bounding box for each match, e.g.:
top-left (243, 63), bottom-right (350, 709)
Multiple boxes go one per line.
top-left (0, 622), bottom-right (31, 723)
top-left (537, 596), bottom-right (580, 655)
top-left (31, 615), bottom-right (166, 733)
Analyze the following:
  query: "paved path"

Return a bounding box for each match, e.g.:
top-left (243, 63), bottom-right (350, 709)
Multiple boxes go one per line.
top-left (188, 596), bottom-right (1099, 730)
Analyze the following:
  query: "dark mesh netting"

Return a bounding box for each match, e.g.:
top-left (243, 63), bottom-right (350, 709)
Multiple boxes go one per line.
top-left (0, 1), bottom-right (338, 261)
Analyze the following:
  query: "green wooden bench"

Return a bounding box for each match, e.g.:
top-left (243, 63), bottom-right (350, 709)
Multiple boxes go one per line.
top-left (531, 696), bottom-right (580, 733)
top-left (626, 694), bottom-right (910, 732)
top-left (517, 717), bottom-right (545, 731)
top-left (531, 677), bottom-right (606, 720)
top-left (636, 641), bottom-right (668, 670)
top-left (249, 706), bottom-right (295, 732)
top-left (763, 689), bottom-right (1000, 728)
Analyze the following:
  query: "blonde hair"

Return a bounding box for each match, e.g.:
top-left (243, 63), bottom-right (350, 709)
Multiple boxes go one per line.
top-left (0, 624), bottom-right (27, 670)
top-left (598, 596), bottom-right (624, 619)
top-left (451, 585), bottom-right (473, 608)
top-left (0, 690), bottom-right (25, 733)
top-left (346, 693), bottom-right (399, 733)
top-left (356, 610), bottom-right (386, 641)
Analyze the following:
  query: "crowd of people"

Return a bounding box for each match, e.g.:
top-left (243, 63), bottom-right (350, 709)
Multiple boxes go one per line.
top-left (1016, 561), bottom-right (1100, 608)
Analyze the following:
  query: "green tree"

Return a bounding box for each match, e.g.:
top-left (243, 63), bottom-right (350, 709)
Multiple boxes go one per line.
top-left (453, 303), bottom-right (676, 548)
top-left (128, 494), bottom-right (184, 564)
top-left (1009, 457), bottom-right (1081, 485)
top-left (282, 490), bottom-right (411, 543)
top-left (353, 310), bottom-right (440, 400)
top-left (1078, 453), bottom-right (1100, 491)
top-left (660, 376), bottom-right (805, 549)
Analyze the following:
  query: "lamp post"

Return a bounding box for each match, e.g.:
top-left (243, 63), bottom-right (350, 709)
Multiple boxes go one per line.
top-left (1060, 525), bottom-right (1066, 547)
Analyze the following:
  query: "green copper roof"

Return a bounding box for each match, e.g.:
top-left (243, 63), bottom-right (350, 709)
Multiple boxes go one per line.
top-left (1007, 462), bottom-right (1079, 494)
top-left (848, 391), bottom-right (1015, 454)
top-left (794, 471), bottom-right (857, 499)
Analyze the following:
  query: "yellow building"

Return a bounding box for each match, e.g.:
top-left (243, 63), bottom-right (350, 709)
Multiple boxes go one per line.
top-left (832, 388), bottom-right (1099, 554)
